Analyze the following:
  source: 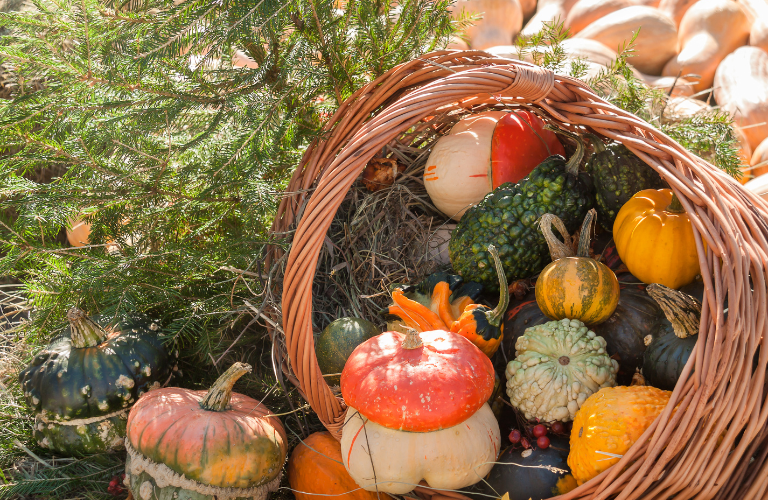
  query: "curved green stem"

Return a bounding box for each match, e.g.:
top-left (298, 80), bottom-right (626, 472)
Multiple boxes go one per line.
top-left (68, 308), bottom-right (108, 348)
top-left (544, 125), bottom-right (585, 176)
top-left (577, 209), bottom-right (597, 258)
top-left (487, 245), bottom-right (509, 327)
top-left (582, 132), bottom-right (606, 155)
top-left (200, 362), bottom-right (251, 411)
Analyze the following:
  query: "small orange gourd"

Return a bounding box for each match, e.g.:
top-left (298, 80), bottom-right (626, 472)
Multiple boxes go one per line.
top-left (613, 189), bottom-right (700, 289)
top-left (568, 385), bottom-right (671, 485)
top-left (288, 432), bottom-right (379, 500)
top-left (536, 210), bottom-right (620, 326)
top-left (451, 244), bottom-right (510, 357)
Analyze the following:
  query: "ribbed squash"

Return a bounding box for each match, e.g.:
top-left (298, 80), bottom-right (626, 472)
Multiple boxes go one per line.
top-left (19, 308), bottom-right (175, 456)
top-left (288, 432), bottom-right (378, 500)
top-left (536, 210), bottom-right (620, 326)
top-left (568, 386), bottom-right (671, 485)
top-left (613, 189), bottom-right (700, 289)
top-left (642, 284), bottom-right (701, 391)
top-left (125, 363), bottom-right (286, 500)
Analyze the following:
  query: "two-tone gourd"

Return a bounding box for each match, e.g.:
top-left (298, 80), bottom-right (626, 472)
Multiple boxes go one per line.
top-left (340, 329), bottom-right (500, 493)
top-left (424, 110), bottom-right (563, 220)
top-left (18, 308), bottom-right (176, 455)
top-left (125, 362), bottom-right (287, 500)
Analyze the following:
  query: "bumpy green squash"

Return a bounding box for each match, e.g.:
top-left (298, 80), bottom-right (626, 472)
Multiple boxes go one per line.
top-left (449, 128), bottom-right (594, 289)
top-left (316, 317), bottom-right (379, 386)
top-left (585, 138), bottom-right (665, 230)
top-left (19, 308), bottom-right (176, 455)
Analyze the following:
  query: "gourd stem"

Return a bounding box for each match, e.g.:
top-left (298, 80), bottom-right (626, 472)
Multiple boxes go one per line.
top-left (647, 284), bottom-right (701, 339)
top-left (200, 362), bottom-right (252, 411)
top-left (667, 193), bottom-right (685, 213)
top-left (401, 328), bottom-right (423, 349)
top-left (545, 125), bottom-right (585, 176)
top-left (68, 308), bottom-right (108, 348)
top-left (487, 245), bottom-right (510, 327)
top-left (538, 214), bottom-right (575, 261)
top-left (577, 209), bottom-right (597, 259)
top-left (583, 132), bottom-right (607, 154)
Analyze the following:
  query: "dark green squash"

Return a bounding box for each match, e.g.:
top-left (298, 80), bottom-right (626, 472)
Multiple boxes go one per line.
top-left (316, 317), bottom-right (380, 386)
top-left (19, 308), bottom-right (176, 456)
top-left (462, 435), bottom-right (574, 500)
top-left (642, 284), bottom-right (701, 391)
top-left (585, 138), bottom-right (665, 231)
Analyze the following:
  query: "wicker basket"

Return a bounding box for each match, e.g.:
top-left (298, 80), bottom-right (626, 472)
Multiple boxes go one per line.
top-left (270, 50), bottom-right (768, 500)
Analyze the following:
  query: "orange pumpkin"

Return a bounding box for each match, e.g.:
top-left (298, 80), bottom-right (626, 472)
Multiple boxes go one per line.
top-left (125, 363), bottom-right (287, 499)
top-left (288, 432), bottom-right (378, 500)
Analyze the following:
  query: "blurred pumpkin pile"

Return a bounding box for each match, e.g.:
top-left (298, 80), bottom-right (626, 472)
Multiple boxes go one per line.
top-left (450, 0), bottom-right (768, 193)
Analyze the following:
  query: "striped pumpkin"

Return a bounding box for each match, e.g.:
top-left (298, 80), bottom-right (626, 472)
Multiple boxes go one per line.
top-left (535, 210), bottom-right (620, 326)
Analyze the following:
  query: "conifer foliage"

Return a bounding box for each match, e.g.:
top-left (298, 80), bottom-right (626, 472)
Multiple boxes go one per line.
top-left (0, 0), bottom-right (455, 351)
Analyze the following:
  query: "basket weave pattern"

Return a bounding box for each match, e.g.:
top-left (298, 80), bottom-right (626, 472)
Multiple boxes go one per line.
top-left (272, 51), bottom-right (768, 500)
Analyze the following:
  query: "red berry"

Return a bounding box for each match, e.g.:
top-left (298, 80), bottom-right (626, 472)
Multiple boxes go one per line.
top-left (508, 429), bottom-right (522, 444)
top-left (521, 437), bottom-right (531, 449)
top-left (533, 424), bottom-right (547, 437)
top-left (537, 436), bottom-right (550, 449)
top-left (551, 421), bottom-right (566, 434)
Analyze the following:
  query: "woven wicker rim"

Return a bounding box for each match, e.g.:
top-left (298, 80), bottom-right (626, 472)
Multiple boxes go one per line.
top-left (272, 50), bottom-right (768, 500)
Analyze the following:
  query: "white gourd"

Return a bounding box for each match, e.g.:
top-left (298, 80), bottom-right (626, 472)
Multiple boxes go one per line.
top-left (505, 318), bottom-right (618, 422)
top-left (341, 403), bottom-right (500, 494)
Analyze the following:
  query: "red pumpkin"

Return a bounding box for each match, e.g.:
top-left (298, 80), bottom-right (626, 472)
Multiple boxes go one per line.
top-left (424, 110), bottom-right (564, 219)
top-left (341, 329), bottom-right (494, 432)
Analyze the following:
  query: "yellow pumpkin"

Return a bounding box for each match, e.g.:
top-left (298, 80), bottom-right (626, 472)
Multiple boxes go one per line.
top-left (568, 385), bottom-right (671, 485)
top-left (613, 189), bottom-right (700, 289)
top-left (536, 210), bottom-right (620, 326)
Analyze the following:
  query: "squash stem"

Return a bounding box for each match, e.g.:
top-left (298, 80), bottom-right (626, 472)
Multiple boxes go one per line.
top-left (200, 362), bottom-right (252, 411)
top-left (544, 125), bottom-right (585, 176)
top-left (539, 214), bottom-right (575, 261)
top-left (487, 245), bottom-right (509, 327)
top-left (401, 328), bottom-right (424, 349)
top-left (667, 193), bottom-right (685, 213)
top-left (583, 132), bottom-right (606, 155)
top-left (647, 284), bottom-right (701, 339)
top-left (577, 209), bottom-right (597, 258)
top-left (67, 308), bottom-right (108, 348)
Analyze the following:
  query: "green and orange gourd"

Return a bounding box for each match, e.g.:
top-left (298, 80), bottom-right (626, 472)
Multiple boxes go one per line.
top-left (125, 362), bottom-right (287, 500)
top-left (385, 246), bottom-right (509, 357)
top-left (535, 209), bottom-right (620, 326)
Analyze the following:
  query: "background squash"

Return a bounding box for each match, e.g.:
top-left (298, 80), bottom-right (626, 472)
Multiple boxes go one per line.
top-left (19, 308), bottom-right (175, 456)
top-left (613, 189), bottom-right (700, 289)
top-left (658, 0), bottom-right (702, 25)
top-left (565, 0), bottom-right (639, 34)
top-left (568, 385), bottom-right (671, 485)
top-left (288, 432), bottom-right (379, 500)
top-left (714, 47), bottom-right (768, 153)
top-left (662, 0), bottom-right (751, 93)
top-left (316, 317), bottom-right (380, 386)
top-left (522, 0), bottom-right (579, 37)
top-left (505, 318), bottom-right (618, 422)
top-left (574, 6), bottom-right (678, 75)
top-left (125, 363), bottom-right (286, 500)
top-left (450, 0), bottom-right (524, 49)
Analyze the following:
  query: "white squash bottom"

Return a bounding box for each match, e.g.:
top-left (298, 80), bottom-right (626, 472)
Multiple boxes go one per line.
top-left (340, 403), bottom-right (500, 494)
